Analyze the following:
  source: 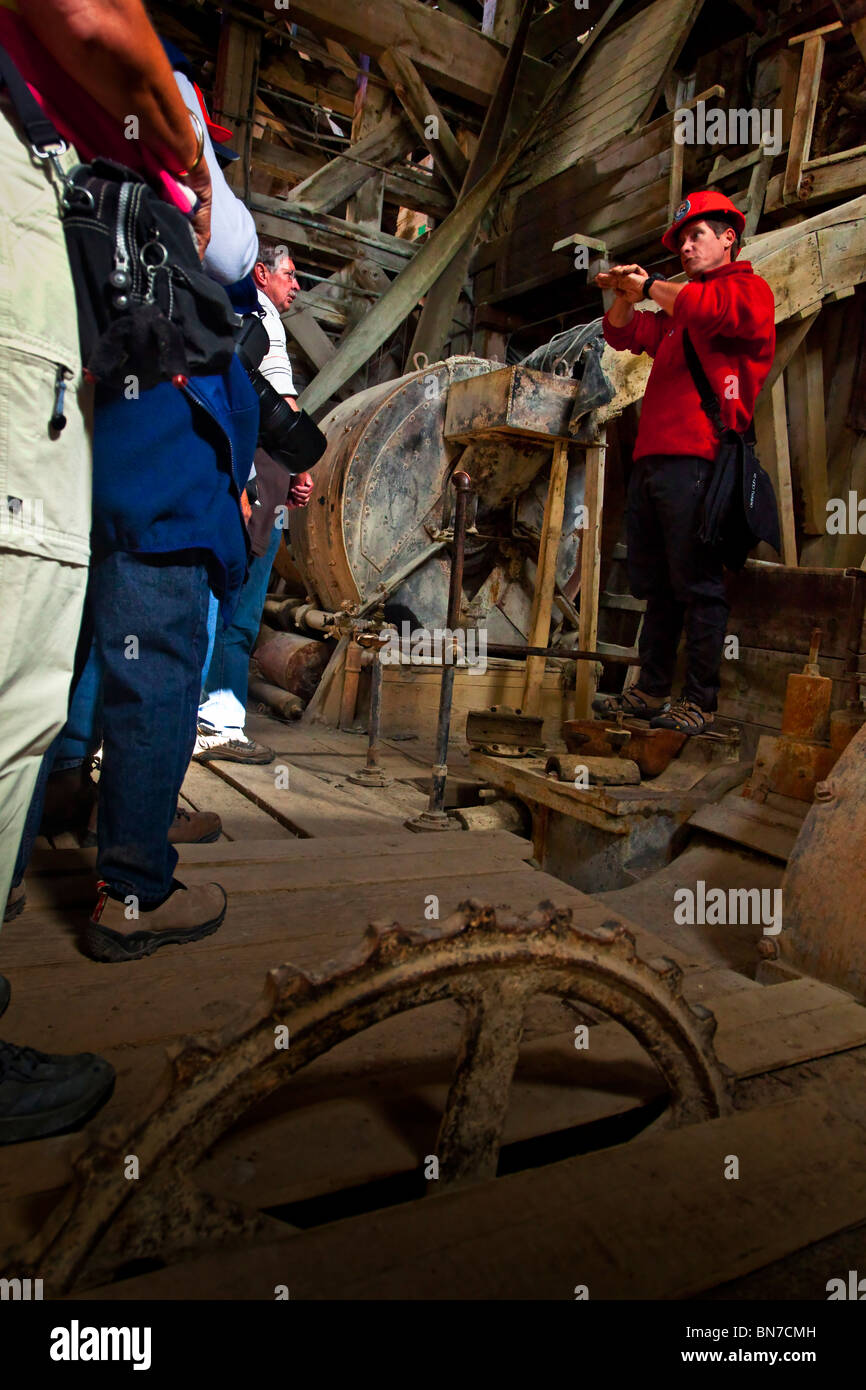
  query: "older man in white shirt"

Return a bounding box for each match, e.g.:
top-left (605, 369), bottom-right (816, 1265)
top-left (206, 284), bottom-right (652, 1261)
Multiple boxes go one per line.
top-left (196, 242), bottom-right (314, 763)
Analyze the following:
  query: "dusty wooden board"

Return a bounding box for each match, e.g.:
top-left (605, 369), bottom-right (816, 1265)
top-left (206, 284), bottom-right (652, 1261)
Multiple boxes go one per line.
top-left (688, 793), bottom-right (807, 862)
top-left (26, 829), bottom-right (532, 875)
top-left (180, 761), bottom-right (296, 843)
top-left (515, 0), bottom-right (703, 192)
top-left (195, 757), bottom-right (418, 838)
top-left (74, 1094), bottom-right (866, 1300)
top-left (17, 835), bottom-right (537, 913)
top-left (710, 978), bottom-right (866, 1078)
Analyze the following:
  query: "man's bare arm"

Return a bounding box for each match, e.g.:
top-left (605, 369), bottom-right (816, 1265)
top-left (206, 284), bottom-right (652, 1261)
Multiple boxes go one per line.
top-left (21, 0), bottom-right (211, 250)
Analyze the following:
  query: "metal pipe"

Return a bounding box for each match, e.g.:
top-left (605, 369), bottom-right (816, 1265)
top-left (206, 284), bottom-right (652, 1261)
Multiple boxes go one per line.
top-left (428, 471), bottom-right (472, 816)
top-left (367, 653), bottom-right (384, 771)
top-left (340, 641), bottom-right (364, 730)
top-left (485, 641), bottom-right (627, 663)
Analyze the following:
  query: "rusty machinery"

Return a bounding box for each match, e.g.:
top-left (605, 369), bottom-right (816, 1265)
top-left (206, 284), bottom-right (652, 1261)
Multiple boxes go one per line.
top-left (2, 901), bottom-right (729, 1296)
top-left (288, 353), bottom-right (608, 649)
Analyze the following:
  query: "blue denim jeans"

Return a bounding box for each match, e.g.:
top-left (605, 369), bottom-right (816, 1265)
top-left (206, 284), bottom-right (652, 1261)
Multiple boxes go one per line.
top-left (12, 552), bottom-right (210, 905)
top-left (199, 520), bottom-right (281, 734)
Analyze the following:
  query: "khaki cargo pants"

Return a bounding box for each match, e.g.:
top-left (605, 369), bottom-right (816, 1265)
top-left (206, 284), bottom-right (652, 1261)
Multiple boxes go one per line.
top-left (0, 103), bottom-right (91, 921)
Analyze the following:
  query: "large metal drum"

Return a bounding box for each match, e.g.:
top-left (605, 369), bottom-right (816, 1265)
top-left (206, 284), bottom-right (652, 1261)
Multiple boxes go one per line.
top-left (290, 356), bottom-right (586, 639)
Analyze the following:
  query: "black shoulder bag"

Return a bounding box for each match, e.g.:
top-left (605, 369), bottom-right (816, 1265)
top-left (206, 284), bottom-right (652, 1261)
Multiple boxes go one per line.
top-left (682, 327), bottom-right (781, 569)
top-left (0, 44), bottom-right (239, 392)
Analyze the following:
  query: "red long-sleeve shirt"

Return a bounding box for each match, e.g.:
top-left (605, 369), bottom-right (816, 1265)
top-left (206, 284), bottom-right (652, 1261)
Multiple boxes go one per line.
top-left (602, 261), bottom-right (776, 461)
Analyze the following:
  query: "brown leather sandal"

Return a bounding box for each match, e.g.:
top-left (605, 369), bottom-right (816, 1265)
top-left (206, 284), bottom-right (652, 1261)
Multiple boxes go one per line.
top-left (650, 699), bottom-right (714, 735)
top-left (592, 688), bottom-right (670, 721)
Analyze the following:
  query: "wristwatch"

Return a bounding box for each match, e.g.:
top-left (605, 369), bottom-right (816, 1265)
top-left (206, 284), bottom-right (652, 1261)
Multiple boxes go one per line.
top-left (642, 273), bottom-right (665, 301)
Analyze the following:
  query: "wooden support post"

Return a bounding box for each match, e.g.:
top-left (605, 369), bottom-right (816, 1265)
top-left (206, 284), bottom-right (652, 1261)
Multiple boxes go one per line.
top-left (483, 0), bottom-right (525, 45)
top-left (379, 47), bottom-right (469, 197)
top-left (754, 377), bottom-right (798, 566)
top-left (574, 435), bottom-right (607, 719)
top-left (787, 336), bottom-right (829, 535)
top-left (347, 65), bottom-right (392, 233)
top-left (213, 17), bottom-right (261, 198)
top-left (521, 439), bottom-right (570, 719)
top-left (782, 27), bottom-right (840, 204)
top-left (833, 0), bottom-right (866, 65)
top-left (667, 126), bottom-right (685, 225)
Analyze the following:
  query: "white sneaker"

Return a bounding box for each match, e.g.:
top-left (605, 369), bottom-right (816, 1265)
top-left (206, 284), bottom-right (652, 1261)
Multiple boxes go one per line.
top-left (192, 725), bottom-right (275, 766)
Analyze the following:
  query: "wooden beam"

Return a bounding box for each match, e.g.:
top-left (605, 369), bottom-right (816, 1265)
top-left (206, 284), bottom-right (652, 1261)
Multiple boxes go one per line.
top-left (833, 0), bottom-right (866, 64)
top-left (253, 133), bottom-right (452, 218)
top-left (257, 54), bottom-right (356, 118)
top-left (347, 63), bottom-right (392, 233)
top-left (483, 0), bottom-right (524, 46)
top-left (574, 436), bottom-right (607, 718)
top-left (378, 47), bottom-right (469, 197)
top-left (782, 32), bottom-right (826, 204)
top-left (255, 0), bottom-right (552, 106)
top-left (252, 197), bottom-right (414, 274)
top-left (754, 377), bottom-right (798, 565)
top-left (408, 0), bottom-right (537, 364)
top-left (522, 439), bottom-right (570, 718)
top-left (528, 2), bottom-right (607, 58)
top-left (286, 111), bottom-right (414, 214)
top-left (212, 16), bottom-right (261, 197)
top-left (787, 336), bottom-right (829, 535)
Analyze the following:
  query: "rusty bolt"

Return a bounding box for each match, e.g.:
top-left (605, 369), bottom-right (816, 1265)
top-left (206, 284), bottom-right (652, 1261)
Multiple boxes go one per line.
top-left (814, 781), bottom-right (835, 802)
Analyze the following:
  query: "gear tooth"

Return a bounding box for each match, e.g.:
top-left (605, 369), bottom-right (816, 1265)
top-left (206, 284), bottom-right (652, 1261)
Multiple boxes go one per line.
top-left (267, 962), bottom-right (318, 1005)
top-left (650, 954), bottom-right (684, 995)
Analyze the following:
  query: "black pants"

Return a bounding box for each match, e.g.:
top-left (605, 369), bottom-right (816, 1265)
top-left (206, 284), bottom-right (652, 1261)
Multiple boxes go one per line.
top-left (626, 454), bottom-right (729, 712)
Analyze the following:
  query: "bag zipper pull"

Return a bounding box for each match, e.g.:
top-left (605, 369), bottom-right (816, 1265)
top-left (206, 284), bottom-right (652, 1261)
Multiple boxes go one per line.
top-left (49, 367), bottom-right (70, 433)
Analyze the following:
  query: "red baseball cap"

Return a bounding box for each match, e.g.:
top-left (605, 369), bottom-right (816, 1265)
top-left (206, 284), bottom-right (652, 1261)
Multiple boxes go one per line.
top-left (662, 191), bottom-right (746, 253)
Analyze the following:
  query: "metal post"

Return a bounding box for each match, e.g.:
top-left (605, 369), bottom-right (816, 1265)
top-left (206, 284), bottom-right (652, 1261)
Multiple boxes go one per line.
top-left (405, 471), bottom-right (472, 832)
top-left (348, 648), bottom-right (393, 787)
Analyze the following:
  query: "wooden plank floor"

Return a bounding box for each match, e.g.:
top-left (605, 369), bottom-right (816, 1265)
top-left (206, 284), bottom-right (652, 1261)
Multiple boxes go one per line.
top-left (6, 712), bottom-right (866, 1294)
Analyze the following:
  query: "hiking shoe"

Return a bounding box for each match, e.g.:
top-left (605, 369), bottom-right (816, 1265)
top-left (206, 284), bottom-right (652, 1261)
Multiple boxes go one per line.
top-left (40, 762), bottom-right (98, 839)
top-left (82, 804), bottom-right (222, 849)
top-left (592, 688), bottom-right (670, 721)
top-left (650, 699), bottom-right (714, 735)
top-left (3, 882), bottom-right (25, 922)
top-left (0, 976), bottom-right (9, 1019)
top-left (0, 1040), bottom-right (115, 1144)
top-left (193, 726), bottom-right (274, 765)
top-left (84, 880), bottom-right (227, 963)
top-left (168, 807), bottom-right (222, 844)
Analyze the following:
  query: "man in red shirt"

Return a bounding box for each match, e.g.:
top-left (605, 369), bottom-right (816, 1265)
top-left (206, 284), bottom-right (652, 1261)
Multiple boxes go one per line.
top-left (595, 191), bottom-right (775, 734)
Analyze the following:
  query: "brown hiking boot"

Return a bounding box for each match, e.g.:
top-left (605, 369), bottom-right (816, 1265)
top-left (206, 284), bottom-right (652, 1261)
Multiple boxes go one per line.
top-left (84, 881), bottom-right (227, 963)
top-left (41, 763), bottom-right (98, 838)
top-left (169, 808), bottom-right (221, 844)
top-left (82, 805), bottom-right (222, 848)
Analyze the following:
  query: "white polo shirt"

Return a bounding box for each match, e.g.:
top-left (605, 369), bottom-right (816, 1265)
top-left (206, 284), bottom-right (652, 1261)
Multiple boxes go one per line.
top-left (256, 289), bottom-right (297, 398)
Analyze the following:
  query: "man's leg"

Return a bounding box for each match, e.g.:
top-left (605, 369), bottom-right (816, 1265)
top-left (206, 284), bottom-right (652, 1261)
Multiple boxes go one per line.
top-left (622, 461), bottom-right (683, 706)
top-left (0, 552), bottom-right (87, 912)
top-left (90, 551), bottom-right (211, 903)
top-left (647, 456), bottom-right (729, 727)
top-left (0, 109), bottom-right (114, 1141)
top-left (196, 522), bottom-right (280, 763)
